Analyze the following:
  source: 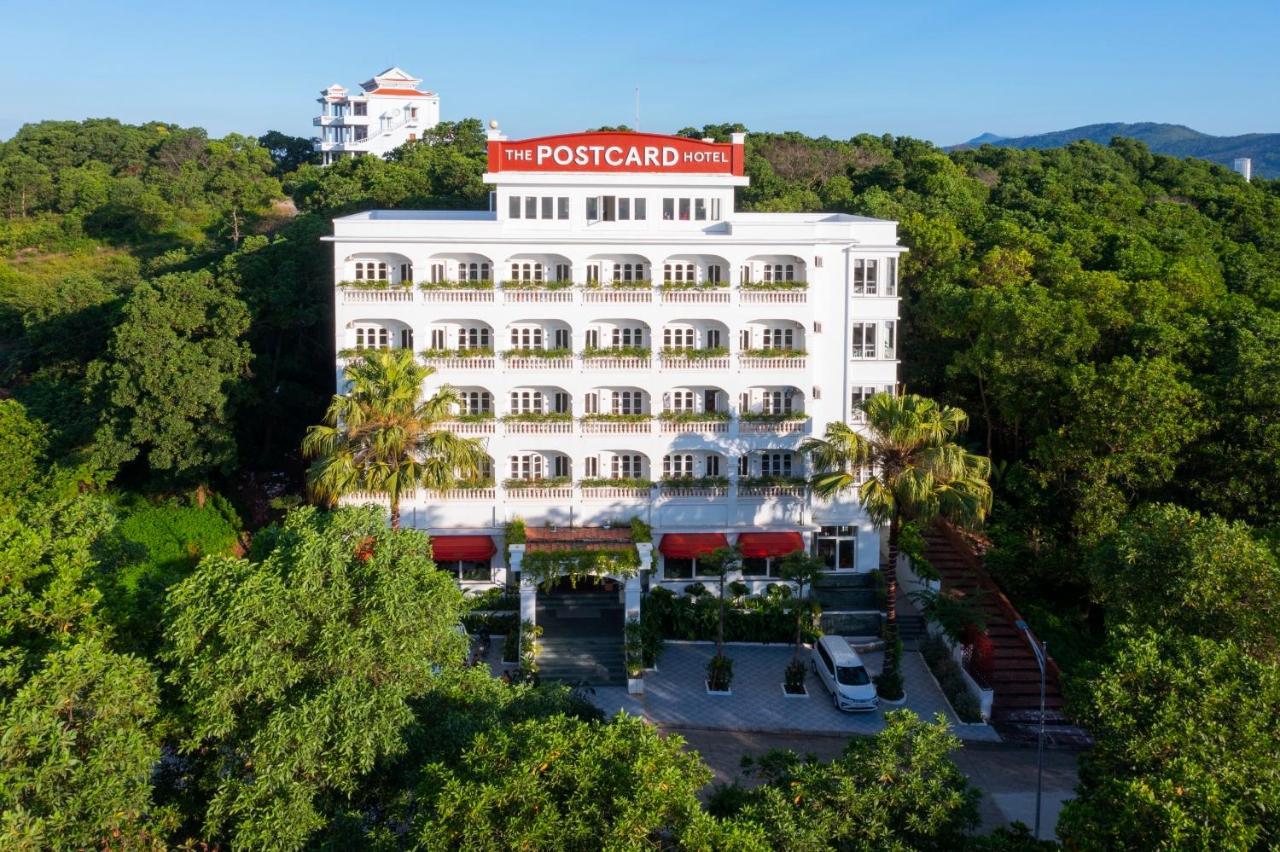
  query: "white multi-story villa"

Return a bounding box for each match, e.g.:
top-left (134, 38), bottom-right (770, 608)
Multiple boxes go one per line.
top-left (327, 126), bottom-right (903, 612)
top-left (313, 67), bottom-right (440, 165)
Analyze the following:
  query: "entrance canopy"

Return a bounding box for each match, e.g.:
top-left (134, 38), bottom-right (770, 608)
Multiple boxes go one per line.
top-left (430, 535), bottom-right (496, 561)
top-left (659, 533), bottom-right (729, 559)
top-left (736, 531), bottom-right (804, 558)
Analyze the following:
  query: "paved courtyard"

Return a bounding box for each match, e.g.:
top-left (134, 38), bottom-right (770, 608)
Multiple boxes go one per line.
top-left (588, 641), bottom-right (1002, 743)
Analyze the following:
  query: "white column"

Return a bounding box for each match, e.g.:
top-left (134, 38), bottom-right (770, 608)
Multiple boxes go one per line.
top-left (510, 544), bottom-right (536, 625)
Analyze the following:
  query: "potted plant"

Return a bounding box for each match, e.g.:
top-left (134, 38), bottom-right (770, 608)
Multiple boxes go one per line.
top-left (700, 545), bottom-right (741, 694)
top-left (779, 551), bottom-right (824, 696)
top-left (624, 617), bottom-right (645, 694)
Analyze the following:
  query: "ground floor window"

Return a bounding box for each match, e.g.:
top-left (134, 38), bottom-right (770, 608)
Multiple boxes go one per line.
top-left (742, 556), bottom-right (779, 577)
top-left (815, 525), bottom-right (857, 570)
top-left (663, 556), bottom-right (695, 580)
top-left (443, 559), bottom-right (490, 582)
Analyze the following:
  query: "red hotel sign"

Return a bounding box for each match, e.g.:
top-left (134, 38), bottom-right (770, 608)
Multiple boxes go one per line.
top-left (487, 131), bottom-right (744, 176)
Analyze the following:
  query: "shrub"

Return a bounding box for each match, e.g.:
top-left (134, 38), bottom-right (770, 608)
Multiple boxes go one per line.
top-left (784, 659), bottom-right (807, 693)
top-left (644, 586), bottom-right (818, 644)
top-left (920, 635), bottom-right (984, 723)
top-left (707, 653), bottom-right (733, 691)
top-left (684, 582), bottom-right (707, 597)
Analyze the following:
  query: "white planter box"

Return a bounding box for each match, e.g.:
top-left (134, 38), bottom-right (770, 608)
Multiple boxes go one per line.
top-left (781, 684), bottom-right (810, 698)
top-left (705, 682), bottom-right (733, 696)
top-left (627, 677), bottom-right (645, 695)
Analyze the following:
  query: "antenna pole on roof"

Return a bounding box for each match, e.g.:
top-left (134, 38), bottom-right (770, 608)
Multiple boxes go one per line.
top-left (635, 87), bottom-right (640, 131)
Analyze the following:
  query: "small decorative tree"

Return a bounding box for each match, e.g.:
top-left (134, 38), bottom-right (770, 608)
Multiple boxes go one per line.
top-left (779, 550), bottom-right (826, 694)
top-left (700, 545), bottom-right (741, 692)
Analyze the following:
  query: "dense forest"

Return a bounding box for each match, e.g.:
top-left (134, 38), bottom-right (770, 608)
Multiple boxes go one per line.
top-left (2, 116), bottom-right (1278, 849)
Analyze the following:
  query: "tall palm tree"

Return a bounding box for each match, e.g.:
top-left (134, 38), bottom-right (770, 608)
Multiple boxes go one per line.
top-left (801, 393), bottom-right (992, 655)
top-left (303, 349), bottom-right (488, 529)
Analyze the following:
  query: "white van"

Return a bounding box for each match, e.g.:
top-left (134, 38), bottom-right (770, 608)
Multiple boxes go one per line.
top-left (812, 635), bottom-right (878, 712)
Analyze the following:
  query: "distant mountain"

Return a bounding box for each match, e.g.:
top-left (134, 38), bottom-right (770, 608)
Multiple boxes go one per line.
top-left (949, 123), bottom-right (1279, 178)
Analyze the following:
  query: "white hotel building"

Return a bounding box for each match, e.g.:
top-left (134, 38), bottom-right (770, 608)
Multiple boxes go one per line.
top-left (313, 67), bottom-right (440, 165)
top-left (328, 128), bottom-right (903, 597)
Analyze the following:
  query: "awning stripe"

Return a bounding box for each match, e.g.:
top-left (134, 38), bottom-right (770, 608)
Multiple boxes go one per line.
top-left (430, 535), bottom-right (496, 561)
top-left (736, 532), bottom-right (805, 558)
top-left (658, 533), bottom-right (729, 559)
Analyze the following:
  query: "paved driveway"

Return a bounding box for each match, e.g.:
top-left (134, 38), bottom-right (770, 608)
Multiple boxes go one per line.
top-left (589, 641), bottom-right (1001, 743)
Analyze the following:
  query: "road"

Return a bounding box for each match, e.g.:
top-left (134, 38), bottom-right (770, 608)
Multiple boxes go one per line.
top-left (662, 726), bottom-right (1078, 841)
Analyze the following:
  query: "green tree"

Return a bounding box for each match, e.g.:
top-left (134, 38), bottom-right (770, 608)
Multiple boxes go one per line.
top-left (204, 134), bottom-right (282, 246)
top-left (0, 400), bottom-right (47, 505)
top-left (415, 714), bottom-right (711, 850)
top-left (89, 269), bottom-right (252, 485)
top-left (1090, 503), bottom-right (1280, 659)
top-left (1033, 356), bottom-right (1205, 539)
top-left (1059, 632), bottom-right (1280, 850)
top-left (257, 130), bottom-right (316, 175)
top-left (0, 639), bottom-right (170, 849)
top-left (779, 550), bottom-right (824, 664)
top-left (698, 545), bottom-right (742, 691)
top-left (726, 710), bottom-right (979, 850)
top-left (802, 393), bottom-right (992, 675)
top-left (163, 505), bottom-right (467, 850)
top-left (0, 494), bottom-right (117, 690)
top-left (303, 348), bottom-right (488, 529)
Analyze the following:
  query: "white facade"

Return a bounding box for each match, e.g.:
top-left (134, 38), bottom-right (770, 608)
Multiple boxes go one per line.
top-left (313, 67), bottom-right (440, 165)
top-left (327, 129), bottom-right (904, 590)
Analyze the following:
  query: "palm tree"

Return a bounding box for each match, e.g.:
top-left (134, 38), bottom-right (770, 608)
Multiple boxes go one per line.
top-left (303, 349), bottom-right (489, 529)
top-left (801, 393), bottom-right (992, 657)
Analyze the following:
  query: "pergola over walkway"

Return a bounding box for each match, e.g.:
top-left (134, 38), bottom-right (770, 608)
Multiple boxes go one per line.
top-left (509, 527), bottom-right (654, 631)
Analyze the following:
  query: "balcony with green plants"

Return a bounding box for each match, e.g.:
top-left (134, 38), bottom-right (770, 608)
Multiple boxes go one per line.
top-left (501, 411), bottom-right (574, 434)
top-left (658, 346), bottom-right (731, 369)
top-left (580, 413), bottom-right (654, 434)
top-left (579, 477), bottom-right (655, 498)
top-left (500, 348), bottom-right (574, 368)
top-left (738, 411), bottom-right (811, 434)
top-left (658, 409), bottom-right (731, 433)
top-left (659, 475), bottom-right (730, 495)
top-left (581, 345), bottom-right (652, 368)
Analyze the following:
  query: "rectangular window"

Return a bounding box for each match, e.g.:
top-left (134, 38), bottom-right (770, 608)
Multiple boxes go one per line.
top-left (852, 259), bottom-right (878, 295)
top-left (885, 257), bottom-right (897, 296)
top-left (664, 556), bottom-right (694, 580)
top-left (739, 265), bottom-right (752, 284)
top-left (554, 263), bottom-right (571, 282)
top-left (851, 322), bottom-right (877, 359)
top-left (678, 198), bottom-right (691, 220)
top-left (634, 198), bottom-right (647, 220)
top-left (510, 327), bottom-right (544, 350)
top-left (662, 198), bottom-right (674, 220)
top-left (430, 328), bottom-right (446, 350)
top-left (586, 263), bottom-right (600, 285)
top-left (711, 198), bottom-right (721, 219)
top-left (584, 393), bottom-right (598, 414)
top-left (525, 196), bottom-right (537, 219)
top-left (618, 197), bottom-right (631, 220)
top-left (611, 454), bottom-right (642, 478)
top-left (602, 195), bottom-right (617, 221)
top-left (552, 392), bottom-right (570, 414)
top-left (707, 264), bottom-right (722, 284)
top-left (737, 455), bottom-right (749, 477)
top-left (694, 198), bottom-right (707, 220)
top-left (664, 327), bottom-right (695, 349)
top-left (553, 328), bottom-right (570, 349)
top-left (585, 456), bottom-right (598, 477)
top-left (612, 390), bottom-right (642, 415)
top-left (558, 197), bottom-right (570, 220)
top-left (541, 196), bottom-right (553, 219)
top-left (586, 197), bottom-right (599, 220)
top-left (353, 102), bottom-right (367, 116)
top-left (705, 454), bottom-right (721, 476)
top-left (670, 390), bottom-right (696, 412)
top-left (706, 328), bottom-right (722, 349)
top-left (816, 525), bottom-right (857, 571)
top-left (553, 455), bottom-right (570, 477)
top-left (664, 454), bottom-right (694, 477)
top-left (761, 452), bottom-right (793, 477)
top-left (883, 321), bottom-right (897, 359)
top-left (742, 557), bottom-right (771, 577)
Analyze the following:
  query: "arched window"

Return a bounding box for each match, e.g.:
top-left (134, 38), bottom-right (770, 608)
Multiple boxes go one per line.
top-left (663, 454), bottom-right (694, 478)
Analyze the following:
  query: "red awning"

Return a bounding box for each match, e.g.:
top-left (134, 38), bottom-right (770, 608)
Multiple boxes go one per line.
top-left (430, 535), bottom-right (496, 561)
top-left (736, 532), bottom-right (805, 559)
top-left (658, 533), bottom-right (729, 559)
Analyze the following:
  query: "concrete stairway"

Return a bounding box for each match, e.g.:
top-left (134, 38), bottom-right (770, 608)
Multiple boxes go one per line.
top-left (535, 590), bottom-right (625, 686)
top-left (536, 636), bottom-right (625, 685)
top-left (813, 573), bottom-right (882, 637)
top-left (922, 526), bottom-right (1091, 747)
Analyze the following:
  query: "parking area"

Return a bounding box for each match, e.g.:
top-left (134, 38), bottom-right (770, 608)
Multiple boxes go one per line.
top-left (588, 641), bottom-right (1002, 743)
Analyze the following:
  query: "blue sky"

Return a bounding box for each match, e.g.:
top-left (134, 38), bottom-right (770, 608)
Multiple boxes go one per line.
top-left (2, 0), bottom-right (1276, 144)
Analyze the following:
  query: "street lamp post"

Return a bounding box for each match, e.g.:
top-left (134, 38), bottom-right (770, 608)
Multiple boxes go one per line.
top-left (1015, 619), bottom-right (1047, 839)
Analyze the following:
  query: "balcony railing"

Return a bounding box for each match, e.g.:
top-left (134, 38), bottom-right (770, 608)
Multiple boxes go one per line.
top-left (583, 288), bottom-right (655, 304)
top-left (581, 354), bottom-right (651, 370)
top-left (740, 290), bottom-right (808, 304)
top-left (739, 353), bottom-right (808, 370)
top-left (431, 487), bottom-right (496, 501)
top-left (738, 479), bottom-right (807, 499)
top-left (504, 485), bottom-right (574, 500)
top-left (658, 415), bottom-right (731, 434)
top-left (659, 349), bottom-right (731, 370)
top-left (502, 352), bottom-right (573, 369)
top-left (339, 287), bottom-right (414, 304)
top-left (739, 417), bottom-right (811, 435)
top-left (660, 287), bottom-right (731, 304)
top-left (440, 419), bottom-right (496, 435)
top-left (418, 284), bottom-right (495, 303)
top-left (580, 417), bottom-right (654, 434)
top-left (420, 351), bottom-right (496, 370)
top-left (579, 485), bottom-right (652, 500)
top-left (503, 417), bottom-right (574, 434)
